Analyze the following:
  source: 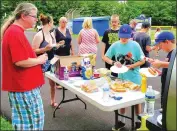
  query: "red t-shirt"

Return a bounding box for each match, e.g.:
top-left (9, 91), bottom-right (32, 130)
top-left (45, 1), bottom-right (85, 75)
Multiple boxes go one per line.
top-left (2, 24), bottom-right (45, 92)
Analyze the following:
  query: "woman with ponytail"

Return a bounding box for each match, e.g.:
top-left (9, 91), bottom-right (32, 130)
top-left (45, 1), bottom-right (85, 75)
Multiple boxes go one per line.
top-left (2, 2), bottom-right (47, 130)
top-left (32, 13), bottom-right (64, 108)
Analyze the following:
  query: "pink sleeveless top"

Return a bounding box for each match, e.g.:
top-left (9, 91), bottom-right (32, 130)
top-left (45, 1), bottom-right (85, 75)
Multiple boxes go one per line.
top-left (78, 28), bottom-right (98, 55)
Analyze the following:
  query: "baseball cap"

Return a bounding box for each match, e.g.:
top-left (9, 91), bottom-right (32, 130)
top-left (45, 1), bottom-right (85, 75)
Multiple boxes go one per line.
top-left (154, 31), bottom-right (175, 45)
top-left (118, 24), bottom-right (132, 38)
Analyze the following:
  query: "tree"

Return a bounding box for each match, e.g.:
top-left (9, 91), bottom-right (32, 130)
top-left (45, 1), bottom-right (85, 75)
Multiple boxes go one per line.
top-left (1, 0), bottom-right (176, 26)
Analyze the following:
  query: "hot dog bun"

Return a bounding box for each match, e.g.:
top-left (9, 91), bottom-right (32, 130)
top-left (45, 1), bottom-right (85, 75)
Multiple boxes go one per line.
top-left (148, 67), bottom-right (157, 76)
top-left (110, 82), bottom-right (126, 92)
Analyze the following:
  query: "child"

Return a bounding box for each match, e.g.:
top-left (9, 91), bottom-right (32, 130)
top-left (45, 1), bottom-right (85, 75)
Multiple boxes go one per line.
top-left (149, 31), bottom-right (176, 109)
top-left (103, 24), bottom-right (145, 129)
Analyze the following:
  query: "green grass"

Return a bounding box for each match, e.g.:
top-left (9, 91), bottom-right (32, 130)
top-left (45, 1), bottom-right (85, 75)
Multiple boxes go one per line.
top-left (0, 116), bottom-right (14, 130)
top-left (150, 29), bottom-right (176, 40)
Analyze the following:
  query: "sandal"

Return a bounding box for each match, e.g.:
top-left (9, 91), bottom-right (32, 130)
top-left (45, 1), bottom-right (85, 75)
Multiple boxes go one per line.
top-left (50, 102), bottom-right (58, 108)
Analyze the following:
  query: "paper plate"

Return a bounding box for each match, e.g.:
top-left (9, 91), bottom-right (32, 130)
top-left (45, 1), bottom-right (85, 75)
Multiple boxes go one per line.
top-left (110, 65), bottom-right (129, 73)
top-left (140, 68), bottom-right (158, 77)
top-left (73, 81), bottom-right (85, 87)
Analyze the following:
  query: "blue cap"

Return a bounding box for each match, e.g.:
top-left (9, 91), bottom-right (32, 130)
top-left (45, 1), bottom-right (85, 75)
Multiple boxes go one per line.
top-left (154, 31), bottom-right (175, 45)
top-left (118, 24), bottom-right (132, 38)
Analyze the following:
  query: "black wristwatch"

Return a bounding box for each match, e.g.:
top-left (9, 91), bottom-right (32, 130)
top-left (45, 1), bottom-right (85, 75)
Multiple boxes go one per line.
top-left (112, 61), bottom-right (115, 65)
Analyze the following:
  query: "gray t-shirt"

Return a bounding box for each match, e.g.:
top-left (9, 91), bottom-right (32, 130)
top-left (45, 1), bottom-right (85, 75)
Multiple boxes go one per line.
top-left (133, 32), bottom-right (151, 57)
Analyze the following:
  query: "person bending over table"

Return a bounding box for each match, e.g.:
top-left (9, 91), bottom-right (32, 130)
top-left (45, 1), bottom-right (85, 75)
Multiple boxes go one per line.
top-left (103, 24), bottom-right (145, 130)
top-left (148, 31), bottom-right (176, 109)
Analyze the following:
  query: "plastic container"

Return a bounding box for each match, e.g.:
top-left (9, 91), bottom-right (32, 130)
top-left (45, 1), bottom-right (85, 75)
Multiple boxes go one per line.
top-left (144, 86), bottom-right (155, 117)
top-left (102, 83), bottom-right (110, 102)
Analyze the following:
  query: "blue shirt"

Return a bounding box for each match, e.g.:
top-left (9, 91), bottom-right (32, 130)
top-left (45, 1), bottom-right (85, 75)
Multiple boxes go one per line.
top-left (105, 40), bottom-right (145, 85)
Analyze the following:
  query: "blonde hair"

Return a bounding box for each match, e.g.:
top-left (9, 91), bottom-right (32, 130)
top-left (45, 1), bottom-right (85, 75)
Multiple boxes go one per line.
top-left (59, 17), bottom-right (67, 23)
top-left (82, 17), bottom-right (93, 29)
top-left (1, 2), bottom-right (37, 40)
top-left (111, 14), bottom-right (119, 21)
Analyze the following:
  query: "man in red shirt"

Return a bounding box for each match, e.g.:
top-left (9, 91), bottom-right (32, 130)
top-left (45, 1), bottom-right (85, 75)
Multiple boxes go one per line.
top-left (1, 2), bottom-right (48, 130)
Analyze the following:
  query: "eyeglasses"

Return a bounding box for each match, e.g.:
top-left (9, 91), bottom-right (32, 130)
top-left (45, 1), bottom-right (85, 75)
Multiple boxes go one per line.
top-left (28, 14), bottom-right (38, 19)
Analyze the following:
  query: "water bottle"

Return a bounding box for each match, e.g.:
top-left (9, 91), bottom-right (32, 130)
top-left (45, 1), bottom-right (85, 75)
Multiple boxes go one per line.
top-left (64, 66), bottom-right (69, 80)
top-left (102, 83), bottom-right (110, 102)
top-left (144, 85), bottom-right (155, 116)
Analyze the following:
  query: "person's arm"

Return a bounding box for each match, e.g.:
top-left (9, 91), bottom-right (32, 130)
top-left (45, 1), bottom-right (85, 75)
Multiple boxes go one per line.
top-left (32, 33), bottom-right (52, 54)
top-left (101, 30), bottom-right (108, 60)
top-left (95, 29), bottom-right (100, 44)
top-left (51, 32), bottom-right (64, 49)
top-left (70, 43), bottom-right (74, 55)
top-left (126, 60), bottom-right (145, 70)
top-left (151, 59), bottom-right (169, 68)
top-left (101, 43), bottom-right (106, 60)
top-left (102, 55), bottom-right (114, 65)
top-left (68, 29), bottom-right (74, 55)
top-left (77, 31), bottom-right (82, 45)
top-left (145, 36), bottom-right (152, 52)
top-left (102, 43), bottom-right (116, 65)
top-left (15, 54), bottom-right (48, 68)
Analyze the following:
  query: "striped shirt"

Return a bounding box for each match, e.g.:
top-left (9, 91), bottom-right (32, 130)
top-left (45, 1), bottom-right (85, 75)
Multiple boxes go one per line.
top-left (78, 28), bottom-right (98, 55)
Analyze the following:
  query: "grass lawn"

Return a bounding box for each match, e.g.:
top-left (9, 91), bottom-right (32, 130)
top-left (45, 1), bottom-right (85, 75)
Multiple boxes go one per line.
top-left (0, 116), bottom-right (14, 130)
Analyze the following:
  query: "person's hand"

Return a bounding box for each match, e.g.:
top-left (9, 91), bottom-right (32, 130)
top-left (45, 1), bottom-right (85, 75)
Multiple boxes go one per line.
top-left (37, 53), bottom-right (48, 64)
top-left (114, 61), bottom-right (122, 68)
top-left (57, 40), bottom-right (65, 48)
top-left (71, 50), bottom-right (74, 56)
top-left (144, 57), bottom-right (154, 63)
top-left (45, 44), bottom-right (53, 51)
top-left (151, 59), bottom-right (162, 68)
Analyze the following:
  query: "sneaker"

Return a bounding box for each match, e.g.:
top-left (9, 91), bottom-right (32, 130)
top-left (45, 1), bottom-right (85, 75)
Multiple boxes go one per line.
top-left (112, 121), bottom-right (125, 130)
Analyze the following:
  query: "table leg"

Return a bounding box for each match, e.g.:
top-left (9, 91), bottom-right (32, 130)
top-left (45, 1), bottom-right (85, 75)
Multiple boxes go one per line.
top-left (114, 110), bottom-right (119, 130)
top-left (53, 87), bottom-right (66, 118)
top-left (131, 105), bottom-right (135, 130)
top-left (75, 95), bottom-right (87, 109)
top-left (53, 87), bottom-right (87, 118)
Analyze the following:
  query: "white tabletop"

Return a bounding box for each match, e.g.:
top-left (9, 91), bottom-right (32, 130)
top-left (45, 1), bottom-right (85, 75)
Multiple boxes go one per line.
top-left (45, 72), bottom-right (160, 112)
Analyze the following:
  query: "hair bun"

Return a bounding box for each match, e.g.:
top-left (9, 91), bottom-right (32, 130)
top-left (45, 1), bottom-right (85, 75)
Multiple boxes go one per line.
top-left (39, 13), bottom-right (47, 21)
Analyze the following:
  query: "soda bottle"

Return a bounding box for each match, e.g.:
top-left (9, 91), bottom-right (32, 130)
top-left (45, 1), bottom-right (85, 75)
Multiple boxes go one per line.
top-left (144, 85), bottom-right (155, 116)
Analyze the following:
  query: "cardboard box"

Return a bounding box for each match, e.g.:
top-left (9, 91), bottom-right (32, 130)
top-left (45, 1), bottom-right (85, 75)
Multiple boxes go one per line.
top-left (51, 55), bottom-right (83, 80)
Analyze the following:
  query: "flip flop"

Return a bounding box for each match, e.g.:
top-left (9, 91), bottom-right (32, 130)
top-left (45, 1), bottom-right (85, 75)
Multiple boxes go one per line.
top-left (50, 102), bottom-right (58, 108)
